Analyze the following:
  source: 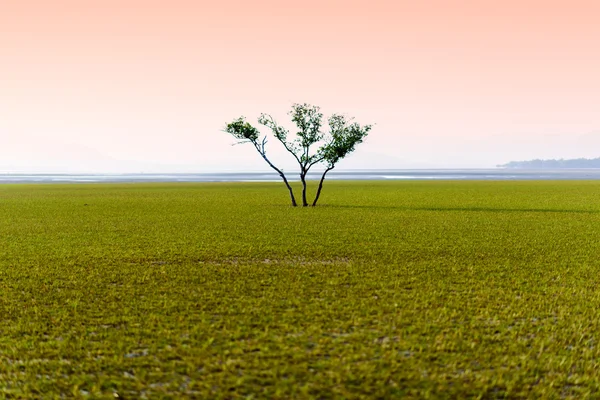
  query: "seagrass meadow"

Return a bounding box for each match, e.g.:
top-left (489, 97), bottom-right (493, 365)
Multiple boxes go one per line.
top-left (2, 181), bottom-right (600, 399)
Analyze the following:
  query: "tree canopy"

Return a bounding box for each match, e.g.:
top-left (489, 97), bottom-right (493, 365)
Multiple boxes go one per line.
top-left (225, 103), bottom-right (372, 207)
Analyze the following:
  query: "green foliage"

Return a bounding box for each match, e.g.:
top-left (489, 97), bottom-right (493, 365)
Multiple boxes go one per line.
top-left (258, 104), bottom-right (326, 166)
top-left (288, 103), bottom-right (324, 155)
top-left (320, 114), bottom-right (372, 168)
top-left (225, 117), bottom-right (260, 142)
top-left (3, 181), bottom-right (600, 397)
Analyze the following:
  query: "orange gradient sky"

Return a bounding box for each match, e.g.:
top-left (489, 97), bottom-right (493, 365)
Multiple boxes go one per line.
top-left (1, 0), bottom-right (599, 172)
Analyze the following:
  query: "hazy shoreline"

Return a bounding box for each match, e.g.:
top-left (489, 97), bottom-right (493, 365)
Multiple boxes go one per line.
top-left (3, 169), bottom-right (600, 183)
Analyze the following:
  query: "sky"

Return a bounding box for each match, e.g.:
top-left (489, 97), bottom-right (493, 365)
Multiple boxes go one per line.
top-left (1, 0), bottom-right (599, 173)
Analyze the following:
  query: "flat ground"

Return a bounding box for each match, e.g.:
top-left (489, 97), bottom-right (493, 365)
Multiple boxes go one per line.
top-left (2, 181), bottom-right (600, 398)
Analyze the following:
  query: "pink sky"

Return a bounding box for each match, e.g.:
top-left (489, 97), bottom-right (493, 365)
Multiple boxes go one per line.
top-left (1, 0), bottom-right (599, 172)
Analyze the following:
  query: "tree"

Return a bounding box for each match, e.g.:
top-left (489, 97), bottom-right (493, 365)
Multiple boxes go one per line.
top-left (225, 103), bottom-right (371, 207)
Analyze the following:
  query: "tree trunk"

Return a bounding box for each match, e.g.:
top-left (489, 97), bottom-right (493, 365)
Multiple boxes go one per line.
top-left (300, 171), bottom-right (308, 207)
top-left (281, 174), bottom-right (298, 207)
top-left (256, 146), bottom-right (297, 207)
top-left (312, 167), bottom-right (333, 206)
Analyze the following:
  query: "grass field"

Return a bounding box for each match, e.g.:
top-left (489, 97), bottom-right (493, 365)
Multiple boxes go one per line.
top-left (2, 180), bottom-right (600, 398)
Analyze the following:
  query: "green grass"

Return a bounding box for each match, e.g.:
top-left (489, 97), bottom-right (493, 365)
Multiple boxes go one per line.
top-left (2, 180), bottom-right (600, 398)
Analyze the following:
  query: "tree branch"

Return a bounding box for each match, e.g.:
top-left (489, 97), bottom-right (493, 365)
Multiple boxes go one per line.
top-left (260, 114), bottom-right (302, 166)
top-left (251, 140), bottom-right (298, 207)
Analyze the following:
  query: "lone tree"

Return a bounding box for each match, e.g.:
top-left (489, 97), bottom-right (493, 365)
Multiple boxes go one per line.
top-left (225, 103), bottom-right (371, 207)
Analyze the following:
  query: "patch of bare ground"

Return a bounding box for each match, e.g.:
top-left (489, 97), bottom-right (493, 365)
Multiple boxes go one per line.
top-left (196, 257), bottom-right (351, 266)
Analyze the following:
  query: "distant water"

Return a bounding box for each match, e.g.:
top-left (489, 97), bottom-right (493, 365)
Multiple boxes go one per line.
top-left (3, 169), bottom-right (600, 183)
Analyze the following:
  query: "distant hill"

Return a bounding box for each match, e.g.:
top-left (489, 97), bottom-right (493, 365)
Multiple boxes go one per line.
top-left (499, 158), bottom-right (600, 169)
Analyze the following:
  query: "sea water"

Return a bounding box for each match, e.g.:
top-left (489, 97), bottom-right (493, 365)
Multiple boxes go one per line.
top-left (3, 169), bottom-right (600, 183)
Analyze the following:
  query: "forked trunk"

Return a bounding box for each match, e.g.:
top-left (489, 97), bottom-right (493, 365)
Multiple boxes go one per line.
top-left (312, 167), bottom-right (333, 206)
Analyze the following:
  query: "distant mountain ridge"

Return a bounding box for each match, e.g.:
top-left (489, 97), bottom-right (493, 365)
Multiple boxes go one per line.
top-left (499, 158), bottom-right (600, 169)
